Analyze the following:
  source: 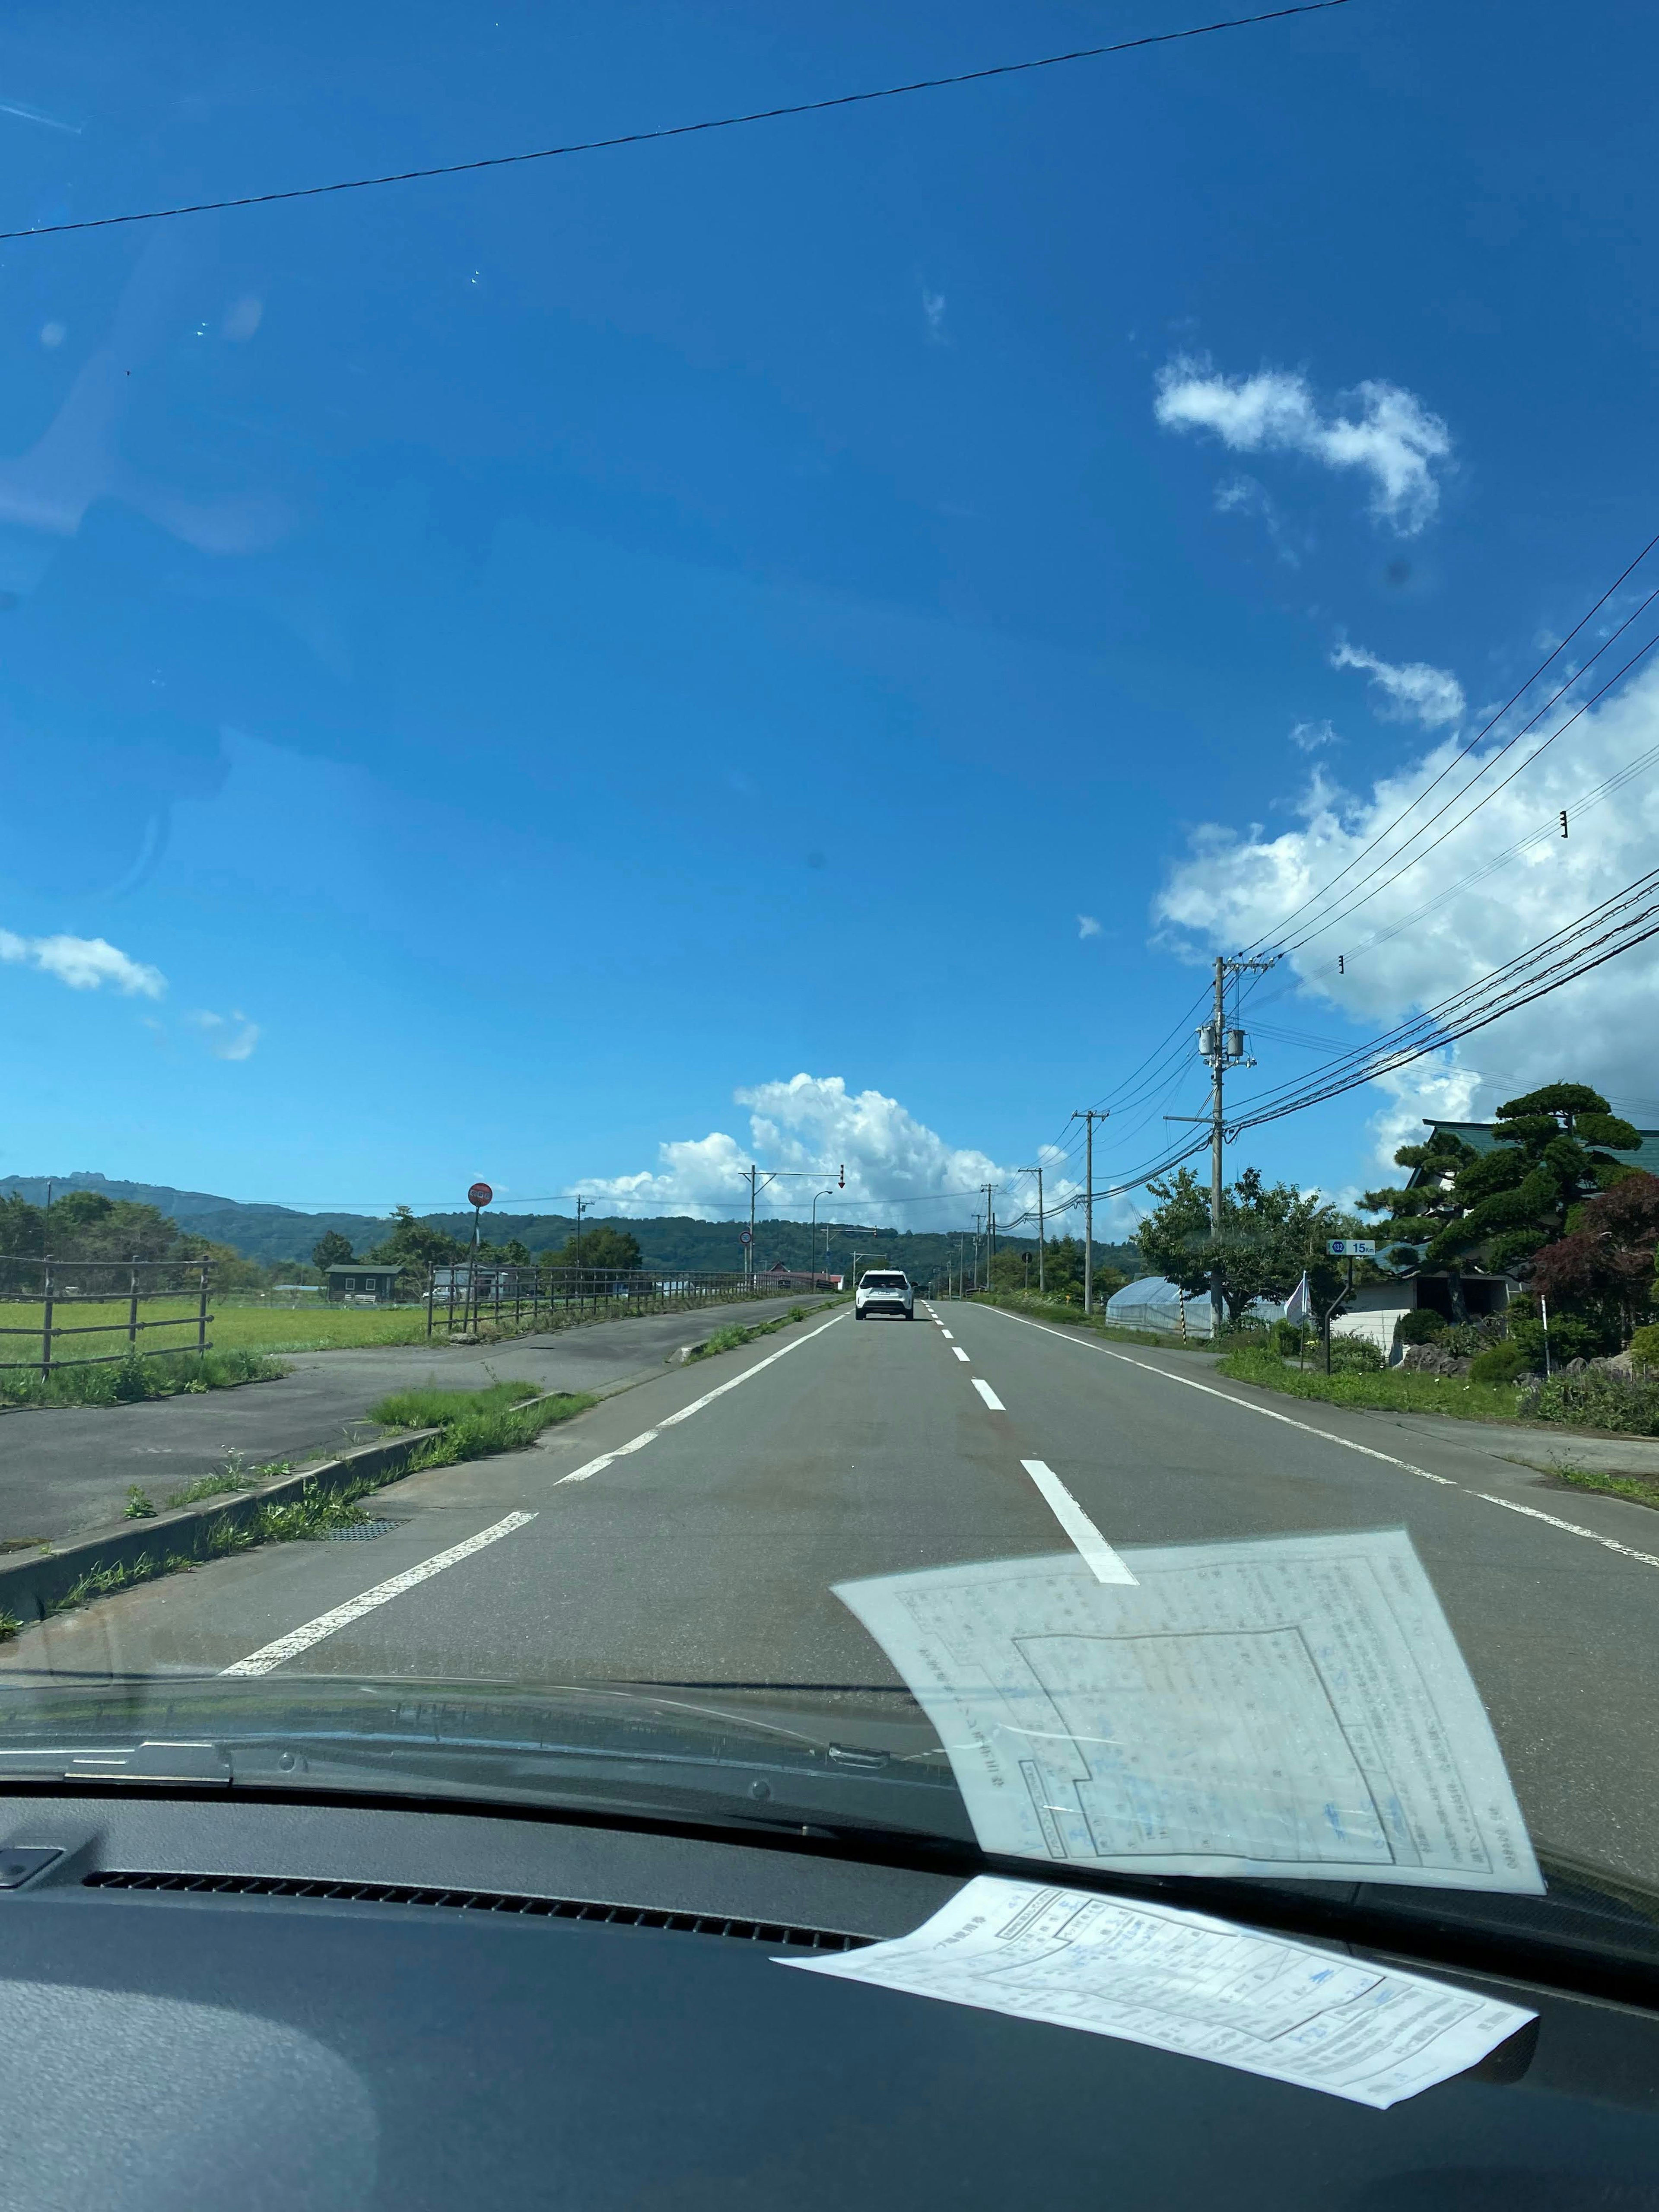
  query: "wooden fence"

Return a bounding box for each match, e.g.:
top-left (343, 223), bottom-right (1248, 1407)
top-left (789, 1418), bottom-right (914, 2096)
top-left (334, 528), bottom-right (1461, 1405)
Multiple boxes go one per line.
top-left (0, 1254), bottom-right (213, 1376)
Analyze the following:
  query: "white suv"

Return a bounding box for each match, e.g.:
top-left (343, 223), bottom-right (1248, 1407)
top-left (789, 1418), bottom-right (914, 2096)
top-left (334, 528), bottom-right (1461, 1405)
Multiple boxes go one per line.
top-left (855, 1269), bottom-right (913, 1321)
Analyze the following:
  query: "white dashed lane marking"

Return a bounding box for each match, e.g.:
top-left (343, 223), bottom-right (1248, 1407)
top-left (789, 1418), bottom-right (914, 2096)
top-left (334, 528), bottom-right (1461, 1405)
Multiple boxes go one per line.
top-left (952, 1346), bottom-right (970, 1363)
top-left (973, 1378), bottom-right (1006, 1411)
top-left (1020, 1459), bottom-right (1136, 1585)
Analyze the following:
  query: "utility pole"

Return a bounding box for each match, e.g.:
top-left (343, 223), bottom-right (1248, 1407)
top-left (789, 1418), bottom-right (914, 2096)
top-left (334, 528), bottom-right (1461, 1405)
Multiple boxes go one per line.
top-left (1018, 1166), bottom-right (1046, 1292)
top-left (1070, 1111), bottom-right (1108, 1313)
top-left (982, 1184), bottom-right (996, 1290)
top-left (574, 1193), bottom-right (586, 1271)
top-left (1191, 954), bottom-right (1272, 1334)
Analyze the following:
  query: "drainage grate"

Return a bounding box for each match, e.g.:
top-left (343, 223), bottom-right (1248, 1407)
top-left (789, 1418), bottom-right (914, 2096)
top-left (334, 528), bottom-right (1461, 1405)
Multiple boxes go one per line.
top-left (82, 1870), bottom-right (869, 1950)
top-left (323, 1519), bottom-right (407, 1541)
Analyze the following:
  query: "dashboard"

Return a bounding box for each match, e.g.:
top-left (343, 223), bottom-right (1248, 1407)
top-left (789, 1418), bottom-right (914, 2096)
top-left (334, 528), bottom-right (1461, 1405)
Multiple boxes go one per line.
top-left (3, 1790), bottom-right (1659, 2209)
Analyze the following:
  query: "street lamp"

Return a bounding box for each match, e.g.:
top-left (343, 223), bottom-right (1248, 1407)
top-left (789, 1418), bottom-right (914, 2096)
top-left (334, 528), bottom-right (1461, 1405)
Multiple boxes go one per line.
top-left (809, 1188), bottom-right (835, 1287)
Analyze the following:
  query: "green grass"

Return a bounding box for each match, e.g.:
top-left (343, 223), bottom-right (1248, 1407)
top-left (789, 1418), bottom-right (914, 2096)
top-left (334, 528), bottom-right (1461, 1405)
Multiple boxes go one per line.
top-left (686, 1305), bottom-right (810, 1363)
top-left (1545, 1457), bottom-right (1659, 1511)
top-left (0, 1608), bottom-right (20, 1645)
top-left (163, 1453), bottom-right (295, 1509)
top-left (368, 1379), bottom-right (597, 1467)
top-left (1215, 1342), bottom-right (1527, 1421)
top-left (0, 1342), bottom-right (287, 1409)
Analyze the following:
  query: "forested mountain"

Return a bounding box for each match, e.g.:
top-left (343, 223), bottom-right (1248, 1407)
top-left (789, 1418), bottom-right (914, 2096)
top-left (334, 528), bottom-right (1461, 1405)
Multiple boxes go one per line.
top-left (0, 1174), bottom-right (1140, 1283)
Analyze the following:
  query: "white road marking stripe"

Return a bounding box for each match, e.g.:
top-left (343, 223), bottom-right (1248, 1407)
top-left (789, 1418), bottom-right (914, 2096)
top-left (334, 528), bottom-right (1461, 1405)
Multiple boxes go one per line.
top-left (1020, 1459), bottom-right (1137, 1585)
top-left (973, 1378), bottom-right (1005, 1411)
top-left (220, 1512), bottom-right (537, 1678)
top-left (941, 1329), bottom-right (955, 1340)
top-left (558, 1309), bottom-right (847, 1486)
top-left (951, 1346), bottom-right (970, 1363)
top-left (1474, 1493), bottom-right (1659, 1570)
top-left (981, 1304), bottom-right (1659, 1573)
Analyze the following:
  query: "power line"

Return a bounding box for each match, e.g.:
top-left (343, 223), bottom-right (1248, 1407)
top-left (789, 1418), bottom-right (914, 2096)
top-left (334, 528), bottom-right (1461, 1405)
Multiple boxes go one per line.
top-left (1234, 525), bottom-right (1659, 959)
top-left (0, 2), bottom-right (1353, 246)
top-left (1278, 610), bottom-right (1659, 958)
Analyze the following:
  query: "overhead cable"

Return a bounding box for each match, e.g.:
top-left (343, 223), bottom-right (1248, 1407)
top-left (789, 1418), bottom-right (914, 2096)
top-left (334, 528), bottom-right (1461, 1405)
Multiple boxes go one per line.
top-left (0, 2), bottom-right (1353, 245)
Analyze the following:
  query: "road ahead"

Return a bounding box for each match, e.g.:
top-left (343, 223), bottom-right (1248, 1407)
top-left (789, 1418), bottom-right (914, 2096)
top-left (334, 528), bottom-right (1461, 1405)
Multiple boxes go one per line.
top-left (11, 1297), bottom-right (1659, 1888)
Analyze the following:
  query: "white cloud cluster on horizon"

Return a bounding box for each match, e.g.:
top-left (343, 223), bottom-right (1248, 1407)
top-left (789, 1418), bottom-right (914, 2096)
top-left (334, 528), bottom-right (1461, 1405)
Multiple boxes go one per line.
top-left (1331, 641), bottom-right (1465, 728)
top-left (1154, 359), bottom-right (1452, 534)
top-left (0, 928), bottom-right (165, 997)
top-left (1153, 659), bottom-right (1659, 1172)
top-left (573, 1072), bottom-right (1082, 1233)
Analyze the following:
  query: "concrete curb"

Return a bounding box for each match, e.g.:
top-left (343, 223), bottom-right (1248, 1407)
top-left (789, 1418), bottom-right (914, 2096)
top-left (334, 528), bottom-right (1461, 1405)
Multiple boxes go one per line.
top-left (0, 1425), bottom-right (444, 1627)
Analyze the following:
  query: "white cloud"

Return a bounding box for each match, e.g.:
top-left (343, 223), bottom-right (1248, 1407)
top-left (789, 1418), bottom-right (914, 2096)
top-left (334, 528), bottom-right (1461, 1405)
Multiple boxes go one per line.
top-left (38, 320), bottom-right (65, 349)
top-left (574, 1072), bottom-right (1049, 1229)
top-left (921, 289), bottom-right (947, 343)
top-left (1077, 914), bottom-right (1103, 940)
top-left (1290, 719), bottom-right (1340, 753)
top-left (1331, 641), bottom-right (1465, 728)
top-left (1213, 473), bottom-right (1301, 566)
top-left (0, 929), bottom-right (165, 997)
top-left (1154, 359), bottom-right (1452, 534)
top-left (1153, 657), bottom-right (1659, 1145)
top-left (187, 1009), bottom-right (260, 1060)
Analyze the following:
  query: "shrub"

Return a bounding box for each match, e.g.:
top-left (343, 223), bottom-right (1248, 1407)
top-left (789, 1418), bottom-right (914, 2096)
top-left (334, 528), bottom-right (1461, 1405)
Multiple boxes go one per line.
top-left (1328, 1336), bottom-right (1385, 1374)
top-left (1469, 1341), bottom-right (1529, 1386)
top-left (1518, 1368), bottom-right (1659, 1435)
top-left (1397, 1308), bottom-right (1448, 1344)
top-left (1510, 1312), bottom-right (1612, 1368)
top-left (1629, 1323), bottom-right (1659, 1375)
top-left (1269, 1318), bottom-right (1308, 1358)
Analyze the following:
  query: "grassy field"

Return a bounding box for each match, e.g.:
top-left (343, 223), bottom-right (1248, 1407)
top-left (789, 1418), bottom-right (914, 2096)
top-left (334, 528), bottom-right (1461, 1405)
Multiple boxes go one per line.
top-left (0, 1287), bottom-right (808, 1361)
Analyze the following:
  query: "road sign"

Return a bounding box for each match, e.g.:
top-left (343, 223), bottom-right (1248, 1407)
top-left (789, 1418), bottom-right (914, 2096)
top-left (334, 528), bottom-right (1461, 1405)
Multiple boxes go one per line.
top-left (1326, 1239), bottom-right (1375, 1256)
top-left (738, 1229), bottom-right (753, 1246)
top-left (468, 1182), bottom-right (493, 1208)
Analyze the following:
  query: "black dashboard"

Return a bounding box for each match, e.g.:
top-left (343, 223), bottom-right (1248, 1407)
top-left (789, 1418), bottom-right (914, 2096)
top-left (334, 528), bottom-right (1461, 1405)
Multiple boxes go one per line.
top-left (3, 1790), bottom-right (1659, 2210)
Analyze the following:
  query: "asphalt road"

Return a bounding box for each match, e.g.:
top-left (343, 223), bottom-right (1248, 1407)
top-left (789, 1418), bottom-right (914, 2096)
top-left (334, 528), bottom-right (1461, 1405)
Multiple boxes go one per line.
top-left (0, 1295), bottom-right (830, 1546)
top-left (12, 1296), bottom-right (1659, 1889)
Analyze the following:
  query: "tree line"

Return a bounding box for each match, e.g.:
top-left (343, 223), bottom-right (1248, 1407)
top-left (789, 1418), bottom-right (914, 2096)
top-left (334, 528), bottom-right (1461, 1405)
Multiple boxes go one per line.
top-left (1122, 1080), bottom-right (1659, 1368)
top-left (0, 1190), bottom-right (268, 1294)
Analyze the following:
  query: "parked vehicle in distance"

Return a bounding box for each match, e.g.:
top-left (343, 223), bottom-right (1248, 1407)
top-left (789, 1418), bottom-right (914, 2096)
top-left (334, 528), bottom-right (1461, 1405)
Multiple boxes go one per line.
top-left (855, 1269), bottom-right (914, 1321)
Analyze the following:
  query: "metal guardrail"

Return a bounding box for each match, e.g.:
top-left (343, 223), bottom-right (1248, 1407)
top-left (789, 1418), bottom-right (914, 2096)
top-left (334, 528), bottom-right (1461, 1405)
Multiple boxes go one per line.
top-left (424, 1264), bottom-right (830, 1338)
top-left (0, 1254), bottom-right (213, 1376)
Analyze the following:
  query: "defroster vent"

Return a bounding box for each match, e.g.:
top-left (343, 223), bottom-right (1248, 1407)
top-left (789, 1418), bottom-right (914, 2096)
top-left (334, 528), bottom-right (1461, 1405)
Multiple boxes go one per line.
top-left (83, 1869), bottom-right (868, 1951)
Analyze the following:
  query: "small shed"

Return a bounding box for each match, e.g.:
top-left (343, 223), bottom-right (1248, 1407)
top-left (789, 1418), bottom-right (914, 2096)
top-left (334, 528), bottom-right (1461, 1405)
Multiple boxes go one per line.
top-left (326, 1263), bottom-right (400, 1305)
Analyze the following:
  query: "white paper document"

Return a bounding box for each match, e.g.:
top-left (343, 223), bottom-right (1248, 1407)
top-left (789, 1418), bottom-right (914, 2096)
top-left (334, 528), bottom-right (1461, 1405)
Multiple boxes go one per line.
top-left (836, 1528), bottom-right (1541, 1891)
top-left (781, 1876), bottom-right (1535, 2109)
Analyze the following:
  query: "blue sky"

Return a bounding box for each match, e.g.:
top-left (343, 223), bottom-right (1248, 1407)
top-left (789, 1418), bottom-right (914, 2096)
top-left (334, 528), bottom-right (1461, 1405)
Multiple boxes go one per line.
top-left (3, 0), bottom-right (1658, 1235)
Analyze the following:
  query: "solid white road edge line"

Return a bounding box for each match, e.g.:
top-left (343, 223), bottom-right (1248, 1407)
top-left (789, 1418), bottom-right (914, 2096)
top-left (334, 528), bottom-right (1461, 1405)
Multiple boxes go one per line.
top-left (220, 1512), bottom-right (538, 1678)
top-left (1475, 1492), bottom-right (1659, 1571)
top-left (1020, 1458), bottom-right (1137, 1586)
top-left (557, 1309), bottom-right (849, 1487)
top-left (973, 1378), bottom-right (1006, 1411)
top-left (981, 1303), bottom-right (1659, 1573)
top-left (985, 1304), bottom-right (1459, 1482)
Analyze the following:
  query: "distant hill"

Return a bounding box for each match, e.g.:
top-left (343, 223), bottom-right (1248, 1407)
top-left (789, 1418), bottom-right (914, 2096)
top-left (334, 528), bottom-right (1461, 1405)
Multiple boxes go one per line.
top-left (0, 1174), bottom-right (1141, 1282)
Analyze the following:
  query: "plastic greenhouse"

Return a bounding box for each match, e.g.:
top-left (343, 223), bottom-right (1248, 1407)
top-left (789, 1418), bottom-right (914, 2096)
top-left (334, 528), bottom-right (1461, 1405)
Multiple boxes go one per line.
top-left (1104, 1276), bottom-right (1285, 1340)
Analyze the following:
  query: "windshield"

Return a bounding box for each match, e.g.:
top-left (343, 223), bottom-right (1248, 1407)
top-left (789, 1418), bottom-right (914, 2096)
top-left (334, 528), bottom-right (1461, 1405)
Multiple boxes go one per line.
top-left (4, 1), bottom-right (1659, 1968)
